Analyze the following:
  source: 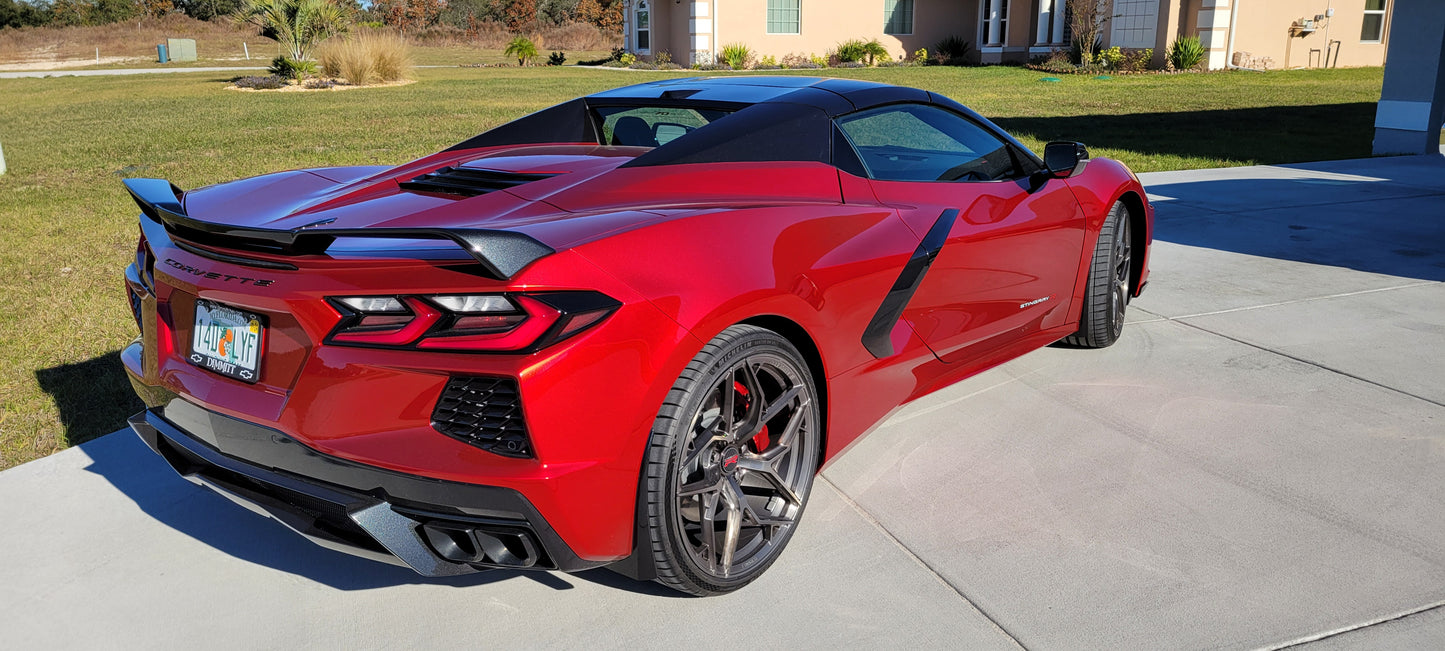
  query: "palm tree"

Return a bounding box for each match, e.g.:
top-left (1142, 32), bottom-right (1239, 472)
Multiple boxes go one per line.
top-left (239, 0), bottom-right (353, 62)
top-left (504, 36), bottom-right (539, 66)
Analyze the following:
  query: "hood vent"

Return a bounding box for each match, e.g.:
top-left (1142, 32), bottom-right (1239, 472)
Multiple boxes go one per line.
top-left (399, 166), bottom-right (558, 198)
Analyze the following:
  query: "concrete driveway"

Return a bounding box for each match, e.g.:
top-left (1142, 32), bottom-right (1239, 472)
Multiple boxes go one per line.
top-left (2, 154), bottom-right (1442, 649)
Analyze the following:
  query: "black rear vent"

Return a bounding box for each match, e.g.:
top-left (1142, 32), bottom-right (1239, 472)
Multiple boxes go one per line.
top-left (399, 167), bottom-right (557, 198)
top-left (432, 376), bottom-right (532, 458)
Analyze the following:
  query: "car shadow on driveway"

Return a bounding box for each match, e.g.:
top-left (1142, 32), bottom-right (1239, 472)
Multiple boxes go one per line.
top-left (1141, 160), bottom-right (1445, 283)
top-left (69, 418), bottom-right (684, 596)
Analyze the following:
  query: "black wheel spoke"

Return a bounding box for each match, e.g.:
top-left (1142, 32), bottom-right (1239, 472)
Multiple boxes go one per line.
top-left (737, 455), bottom-right (802, 506)
top-left (719, 480), bottom-right (744, 577)
top-left (683, 420), bottom-right (723, 469)
top-left (680, 477), bottom-right (721, 498)
top-left (757, 385), bottom-right (801, 433)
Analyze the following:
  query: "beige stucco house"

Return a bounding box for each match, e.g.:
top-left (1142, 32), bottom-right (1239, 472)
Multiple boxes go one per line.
top-left (619, 1), bottom-right (1393, 70)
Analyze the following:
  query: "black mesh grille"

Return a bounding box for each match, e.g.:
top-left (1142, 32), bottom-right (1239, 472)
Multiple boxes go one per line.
top-left (399, 167), bottom-right (557, 198)
top-left (431, 376), bottom-right (532, 458)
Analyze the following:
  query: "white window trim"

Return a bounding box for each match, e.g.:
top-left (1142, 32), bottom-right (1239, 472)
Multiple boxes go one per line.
top-left (979, 0), bottom-right (1009, 47)
top-left (1034, 0), bottom-right (1065, 45)
top-left (1361, 2), bottom-right (1387, 44)
top-left (884, 0), bottom-right (915, 36)
top-left (635, 0), bottom-right (652, 54)
top-left (766, 0), bottom-right (802, 35)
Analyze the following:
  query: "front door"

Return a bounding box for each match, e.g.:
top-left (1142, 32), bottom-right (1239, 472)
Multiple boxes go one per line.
top-left (837, 103), bottom-right (1086, 364)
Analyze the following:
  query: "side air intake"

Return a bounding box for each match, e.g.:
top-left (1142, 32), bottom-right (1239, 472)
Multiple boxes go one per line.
top-left (399, 167), bottom-right (557, 198)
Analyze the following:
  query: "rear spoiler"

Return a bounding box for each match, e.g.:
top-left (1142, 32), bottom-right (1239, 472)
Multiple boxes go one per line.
top-left (122, 178), bottom-right (554, 280)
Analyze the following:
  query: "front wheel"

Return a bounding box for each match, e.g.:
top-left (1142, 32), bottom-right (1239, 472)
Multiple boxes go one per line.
top-left (1063, 201), bottom-right (1132, 348)
top-left (641, 325), bottom-right (821, 595)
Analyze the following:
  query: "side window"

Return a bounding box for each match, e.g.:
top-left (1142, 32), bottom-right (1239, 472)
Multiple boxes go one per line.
top-left (835, 104), bottom-right (1021, 182)
top-left (596, 106), bottom-right (731, 147)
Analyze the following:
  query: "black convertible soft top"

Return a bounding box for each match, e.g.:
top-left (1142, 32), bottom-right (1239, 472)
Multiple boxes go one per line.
top-left (446, 77), bottom-right (1044, 172)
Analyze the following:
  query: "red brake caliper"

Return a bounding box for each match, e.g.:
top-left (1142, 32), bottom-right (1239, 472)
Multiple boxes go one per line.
top-left (734, 380), bottom-right (770, 453)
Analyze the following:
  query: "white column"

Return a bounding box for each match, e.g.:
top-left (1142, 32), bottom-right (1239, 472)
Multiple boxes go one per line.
top-left (1037, 0), bottom-right (1051, 44)
top-left (987, 1), bottom-right (1002, 45)
top-left (1373, 0), bottom-right (1445, 154)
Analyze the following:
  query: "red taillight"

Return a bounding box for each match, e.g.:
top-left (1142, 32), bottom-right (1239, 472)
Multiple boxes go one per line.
top-left (325, 292), bottom-right (619, 353)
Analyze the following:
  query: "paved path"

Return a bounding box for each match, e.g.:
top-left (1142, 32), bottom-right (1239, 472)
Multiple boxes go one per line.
top-left (0, 66), bottom-right (265, 79)
top-left (1, 155), bottom-right (1443, 649)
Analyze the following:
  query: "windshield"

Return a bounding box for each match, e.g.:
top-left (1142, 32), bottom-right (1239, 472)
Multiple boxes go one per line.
top-left (593, 105), bottom-right (735, 148)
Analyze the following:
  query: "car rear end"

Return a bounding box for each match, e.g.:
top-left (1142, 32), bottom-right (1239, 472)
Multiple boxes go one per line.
top-left (122, 190), bottom-right (689, 578)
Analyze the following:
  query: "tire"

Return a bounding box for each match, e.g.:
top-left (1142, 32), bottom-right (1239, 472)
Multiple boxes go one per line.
top-left (642, 325), bottom-right (821, 595)
top-left (1063, 201), bottom-right (1132, 348)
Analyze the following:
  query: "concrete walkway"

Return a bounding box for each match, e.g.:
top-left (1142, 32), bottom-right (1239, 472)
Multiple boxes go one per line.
top-left (0, 66), bottom-right (265, 79)
top-left (1, 155), bottom-right (1442, 649)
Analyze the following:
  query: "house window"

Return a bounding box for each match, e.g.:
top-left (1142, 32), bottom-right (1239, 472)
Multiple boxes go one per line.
top-left (983, 0), bottom-right (1008, 46)
top-left (1109, 0), bottom-right (1158, 49)
top-left (885, 0), bottom-right (914, 36)
top-left (635, 1), bottom-right (651, 53)
top-left (768, 0), bottom-right (801, 35)
top-left (1361, 0), bottom-right (1386, 43)
top-left (1035, 0), bottom-right (1066, 45)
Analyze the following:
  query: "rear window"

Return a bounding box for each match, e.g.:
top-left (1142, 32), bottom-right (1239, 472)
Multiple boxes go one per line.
top-left (594, 106), bottom-right (734, 148)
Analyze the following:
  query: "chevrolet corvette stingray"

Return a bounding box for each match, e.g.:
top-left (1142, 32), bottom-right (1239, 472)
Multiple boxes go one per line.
top-left (122, 76), bottom-right (1152, 595)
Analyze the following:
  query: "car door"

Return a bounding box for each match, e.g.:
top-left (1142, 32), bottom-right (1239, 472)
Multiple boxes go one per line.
top-left (837, 103), bottom-right (1087, 364)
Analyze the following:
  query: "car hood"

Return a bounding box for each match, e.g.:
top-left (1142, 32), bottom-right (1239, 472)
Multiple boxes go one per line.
top-left (179, 144), bottom-right (845, 252)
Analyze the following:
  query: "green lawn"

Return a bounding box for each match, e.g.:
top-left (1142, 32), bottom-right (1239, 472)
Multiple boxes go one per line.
top-left (0, 64), bottom-right (1385, 469)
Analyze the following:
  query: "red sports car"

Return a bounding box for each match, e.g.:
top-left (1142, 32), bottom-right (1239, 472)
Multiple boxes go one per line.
top-left (122, 76), bottom-right (1152, 595)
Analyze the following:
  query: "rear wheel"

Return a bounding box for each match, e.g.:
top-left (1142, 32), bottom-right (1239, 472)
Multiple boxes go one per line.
top-left (642, 325), bottom-right (820, 595)
top-left (1064, 201), bottom-right (1132, 348)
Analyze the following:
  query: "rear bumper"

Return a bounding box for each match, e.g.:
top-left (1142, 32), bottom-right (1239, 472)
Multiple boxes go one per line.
top-left (128, 395), bottom-right (606, 576)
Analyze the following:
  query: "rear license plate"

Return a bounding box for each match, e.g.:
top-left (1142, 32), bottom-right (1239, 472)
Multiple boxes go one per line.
top-left (190, 299), bottom-right (264, 383)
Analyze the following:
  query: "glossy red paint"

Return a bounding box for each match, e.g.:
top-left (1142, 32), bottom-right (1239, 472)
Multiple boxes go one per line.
top-left (123, 90), bottom-right (1154, 567)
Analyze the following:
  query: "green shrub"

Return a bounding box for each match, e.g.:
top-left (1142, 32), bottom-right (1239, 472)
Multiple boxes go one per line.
top-left (913, 48), bottom-right (929, 64)
top-left (548, 51), bottom-right (566, 65)
top-left (317, 30), bottom-right (414, 85)
top-left (1169, 36), bottom-right (1205, 70)
top-left (834, 39), bottom-right (867, 64)
top-left (863, 39), bottom-right (889, 65)
top-left (809, 53), bottom-right (828, 67)
top-left (268, 55), bottom-right (316, 80)
top-left (1098, 46), bottom-right (1124, 69)
top-left (1121, 47), bottom-right (1153, 71)
top-left (759, 54), bottom-right (778, 67)
top-left (504, 35), bottom-right (539, 65)
top-left (934, 35), bottom-right (971, 63)
top-left (721, 42), bottom-right (753, 69)
top-left (618, 52), bottom-right (636, 65)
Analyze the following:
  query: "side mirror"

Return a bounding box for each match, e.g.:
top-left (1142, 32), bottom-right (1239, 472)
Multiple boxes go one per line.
top-left (1043, 141), bottom-right (1089, 178)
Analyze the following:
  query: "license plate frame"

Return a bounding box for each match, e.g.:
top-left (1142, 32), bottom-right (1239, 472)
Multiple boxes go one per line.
top-left (189, 299), bottom-right (265, 384)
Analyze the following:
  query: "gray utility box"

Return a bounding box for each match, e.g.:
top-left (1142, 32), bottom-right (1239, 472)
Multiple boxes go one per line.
top-left (166, 39), bottom-right (198, 62)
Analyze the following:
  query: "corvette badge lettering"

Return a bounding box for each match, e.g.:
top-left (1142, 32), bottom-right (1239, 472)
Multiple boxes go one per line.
top-left (164, 258), bottom-right (275, 286)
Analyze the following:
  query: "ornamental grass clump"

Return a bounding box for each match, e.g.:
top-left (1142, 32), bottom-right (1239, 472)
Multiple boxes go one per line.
top-left (317, 29), bottom-right (414, 85)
